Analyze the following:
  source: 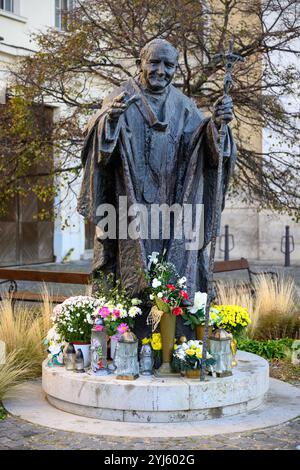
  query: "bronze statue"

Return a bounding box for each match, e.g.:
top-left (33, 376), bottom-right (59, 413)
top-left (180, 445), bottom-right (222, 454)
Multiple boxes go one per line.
top-left (78, 39), bottom-right (236, 337)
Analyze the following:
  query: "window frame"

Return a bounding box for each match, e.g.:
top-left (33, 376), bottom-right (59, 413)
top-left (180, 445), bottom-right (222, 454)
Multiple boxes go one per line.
top-left (0, 0), bottom-right (14, 13)
top-left (55, 0), bottom-right (75, 31)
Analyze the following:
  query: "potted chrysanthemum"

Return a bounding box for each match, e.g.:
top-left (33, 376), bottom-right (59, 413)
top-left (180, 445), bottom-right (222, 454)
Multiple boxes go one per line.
top-left (52, 296), bottom-right (103, 367)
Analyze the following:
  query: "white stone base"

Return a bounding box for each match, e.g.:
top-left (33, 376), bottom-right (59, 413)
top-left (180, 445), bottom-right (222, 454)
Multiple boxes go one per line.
top-left (3, 378), bottom-right (300, 438)
top-left (42, 351), bottom-right (269, 423)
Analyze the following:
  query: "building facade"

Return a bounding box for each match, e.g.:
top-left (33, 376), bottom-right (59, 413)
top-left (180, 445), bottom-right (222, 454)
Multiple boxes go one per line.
top-left (0, 1), bottom-right (299, 266)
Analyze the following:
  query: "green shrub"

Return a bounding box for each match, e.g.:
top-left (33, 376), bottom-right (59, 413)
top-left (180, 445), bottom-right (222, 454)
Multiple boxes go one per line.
top-left (236, 337), bottom-right (294, 360)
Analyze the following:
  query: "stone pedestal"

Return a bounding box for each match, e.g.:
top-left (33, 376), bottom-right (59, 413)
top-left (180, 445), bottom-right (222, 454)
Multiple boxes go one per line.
top-left (42, 351), bottom-right (269, 423)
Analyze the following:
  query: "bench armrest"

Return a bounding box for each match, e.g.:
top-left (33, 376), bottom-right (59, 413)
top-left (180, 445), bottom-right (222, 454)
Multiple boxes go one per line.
top-left (248, 270), bottom-right (278, 283)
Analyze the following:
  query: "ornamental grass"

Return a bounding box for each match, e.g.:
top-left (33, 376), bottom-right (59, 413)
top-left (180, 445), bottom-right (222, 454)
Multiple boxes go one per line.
top-left (216, 275), bottom-right (300, 340)
top-left (253, 274), bottom-right (300, 340)
top-left (0, 289), bottom-right (52, 400)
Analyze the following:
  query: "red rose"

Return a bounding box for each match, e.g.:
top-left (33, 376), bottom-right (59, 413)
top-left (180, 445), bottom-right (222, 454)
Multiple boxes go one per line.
top-left (167, 284), bottom-right (176, 291)
top-left (180, 290), bottom-right (189, 300)
top-left (172, 306), bottom-right (183, 316)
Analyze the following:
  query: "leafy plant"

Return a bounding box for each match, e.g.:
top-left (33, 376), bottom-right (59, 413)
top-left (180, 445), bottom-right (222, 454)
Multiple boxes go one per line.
top-left (236, 337), bottom-right (294, 360)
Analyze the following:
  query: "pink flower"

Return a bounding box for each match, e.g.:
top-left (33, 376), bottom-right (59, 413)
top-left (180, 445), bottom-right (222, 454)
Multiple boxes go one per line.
top-left (162, 297), bottom-right (169, 303)
top-left (95, 325), bottom-right (104, 332)
top-left (117, 323), bottom-right (129, 334)
top-left (99, 306), bottom-right (110, 318)
top-left (113, 309), bottom-right (121, 318)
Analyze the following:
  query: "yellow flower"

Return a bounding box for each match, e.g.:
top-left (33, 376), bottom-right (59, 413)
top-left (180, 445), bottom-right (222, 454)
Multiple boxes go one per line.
top-left (142, 337), bottom-right (151, 345)
top-left (152, 333), bottom-right (161, 342)
top-left (186, 348), bottom-right (196, 356)
top-left (151, 339), bottom-right (162, 351)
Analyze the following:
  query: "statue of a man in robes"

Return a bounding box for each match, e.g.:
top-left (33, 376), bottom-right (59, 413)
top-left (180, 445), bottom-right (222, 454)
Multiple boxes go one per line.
top-left (78, 39), bottom-right (236, 338)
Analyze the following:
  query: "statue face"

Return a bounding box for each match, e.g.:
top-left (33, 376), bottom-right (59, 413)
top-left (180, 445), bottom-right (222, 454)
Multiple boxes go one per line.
top-left (140, 45), bottom-right (178, 92)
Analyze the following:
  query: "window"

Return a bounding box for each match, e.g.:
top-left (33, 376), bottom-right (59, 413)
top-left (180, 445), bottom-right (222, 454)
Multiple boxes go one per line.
top-left (55, 0), bottom-right (75, 31)
top-left (0, 0), bottom-right (14, 12)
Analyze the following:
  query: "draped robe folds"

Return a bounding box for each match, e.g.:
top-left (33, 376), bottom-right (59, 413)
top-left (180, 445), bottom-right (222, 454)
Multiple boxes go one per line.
top-left (77, 78), bottom-right (236, 338)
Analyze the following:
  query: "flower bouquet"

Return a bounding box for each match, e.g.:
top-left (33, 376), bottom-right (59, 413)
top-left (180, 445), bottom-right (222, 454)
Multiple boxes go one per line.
top-left (172, 339), bottom-right (215, 377)
top-left (146, 251), bottom-right (188, 326)
top-left (52, 296), bottom-right (102, 343)
top-left (182, 291), bottom-right (221, 340)
top-left (94, 301), bottom-right (143, 337)
top-left (93, 273), bottom-right (143, 336)
top-left (211, 305), bottom-right (251, 367)
top-left (146, 251), bottom-right (189, 375)
top-left (212, 305), bottom-right (251, 337)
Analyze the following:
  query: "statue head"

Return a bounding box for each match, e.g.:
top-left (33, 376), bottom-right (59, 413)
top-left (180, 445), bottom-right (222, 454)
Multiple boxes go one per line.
top-left (137, 39), bottom-right (179, 93)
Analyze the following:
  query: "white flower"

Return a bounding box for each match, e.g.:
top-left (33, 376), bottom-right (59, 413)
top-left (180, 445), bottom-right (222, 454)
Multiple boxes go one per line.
top-left (178, 276), bottom-right (187, 287)
top-left (189, 291), bottom-right (207, 314)
top-left (128, 306), bottom-right (142, 318)
top-left (46, 326), bottom-right (62, 343)
top-left (131, 298), bottom-right (142, 306)
top-left (147, 251), bottom-right (160, 270)
top-left (152, 278), bottom-right (161, 288)
top-left (48, 343), bottom-right (63, 356)
top-left (157, 292), bottom-right (163, 298)
top-left (149, 294), bottom-right (154, 301)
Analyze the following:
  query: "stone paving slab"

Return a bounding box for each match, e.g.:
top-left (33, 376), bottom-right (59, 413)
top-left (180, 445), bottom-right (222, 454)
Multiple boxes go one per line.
top-left (2, 378), bottom-right (300, 443)
top-left (0, 413), bottom-right (299, 450)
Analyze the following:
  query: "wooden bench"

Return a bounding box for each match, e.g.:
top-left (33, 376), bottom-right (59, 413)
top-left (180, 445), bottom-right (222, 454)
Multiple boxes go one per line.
top-left (213, 257), bottom-right (278, 298)
top-left (0, 258), bottom-right (276, 305)
top-left (214, 258), bottom-right (277, 283)
top-left (0, 268), bottom-right (92, 304)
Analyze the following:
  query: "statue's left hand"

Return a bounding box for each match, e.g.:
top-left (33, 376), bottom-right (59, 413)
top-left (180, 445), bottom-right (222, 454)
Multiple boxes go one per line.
top-left (212, 95), bottom-right (234, 128)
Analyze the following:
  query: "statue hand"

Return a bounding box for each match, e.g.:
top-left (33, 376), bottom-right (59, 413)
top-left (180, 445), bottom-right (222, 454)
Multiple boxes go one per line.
top-left (107, 91), bottom-right (140, 121)
top-left (212, 95), bottom-right (233, 128)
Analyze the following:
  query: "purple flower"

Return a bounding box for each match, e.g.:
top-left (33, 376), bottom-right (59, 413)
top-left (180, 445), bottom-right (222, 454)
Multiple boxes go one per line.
top-left (99, 306), bottom-right (110, 318)
top-left (117, 323), bottom-right (129, 334)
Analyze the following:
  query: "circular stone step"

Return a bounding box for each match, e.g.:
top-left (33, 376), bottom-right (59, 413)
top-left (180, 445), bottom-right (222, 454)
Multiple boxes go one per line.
top-left (42, 351), bottom-right (269, 423)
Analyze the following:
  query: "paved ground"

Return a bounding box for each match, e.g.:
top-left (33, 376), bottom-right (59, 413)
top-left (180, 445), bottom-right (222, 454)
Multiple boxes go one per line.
top-left (0, 413), bottom-right (299, 450)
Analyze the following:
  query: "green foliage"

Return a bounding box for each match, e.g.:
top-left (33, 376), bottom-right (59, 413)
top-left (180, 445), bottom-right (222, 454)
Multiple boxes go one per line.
top-left (236, 337), bottom-right (294, 360)
top-left (93, 272), bottom-right (135, 309)
top-left (0, 405), bottom-right (7, 421)
top-left (0, 95), bottom-right (55, 218)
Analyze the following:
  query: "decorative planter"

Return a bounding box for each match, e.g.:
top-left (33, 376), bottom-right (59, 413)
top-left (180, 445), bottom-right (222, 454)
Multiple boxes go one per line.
top-left (73, 342), bottom-right (91, 368)
top-left (186, 368), bottom-right (200, 379)
top-left (156, 312), bottom-right (176, 376)
top-left (195, 325), bottom-right (212, 342)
